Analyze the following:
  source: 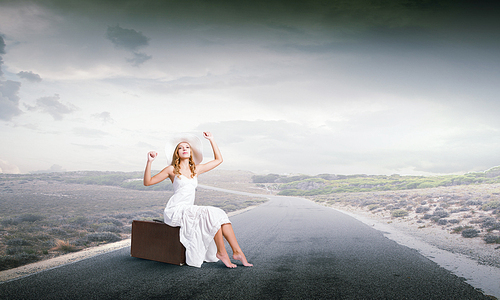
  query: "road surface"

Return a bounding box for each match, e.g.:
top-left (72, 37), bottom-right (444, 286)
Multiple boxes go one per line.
top-left (0, 195), bottom-right (490, 299)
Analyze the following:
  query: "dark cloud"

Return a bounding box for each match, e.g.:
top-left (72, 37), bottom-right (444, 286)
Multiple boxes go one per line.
top-left (17, 71), bottom-right (42, 83)
top-left (105, 25), bottom-right (152, 65)
top-left (127, 52), bottom-right (152, 66)
top-left (0, 36), bottom-right (23, 121)
top-left (0, 35), bottom-right (5, 54)
top-left (0, 35), bottom-right (5, 77)
top-left (13, 1), bottom-right (500, 52)
top-left (16, 0), bottom-right (500, 32)
top-left (25, 94), bottom-right (77, 120)
top-left (106, 25), bottom-right (149, 51)
top-left (0, 80), bottom-right (22, 121)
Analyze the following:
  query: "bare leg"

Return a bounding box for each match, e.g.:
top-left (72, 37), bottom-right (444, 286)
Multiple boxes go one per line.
top-left (214, 228), bottom-right (236, 268)
top-left (221, 223), bottom-right (253, 267)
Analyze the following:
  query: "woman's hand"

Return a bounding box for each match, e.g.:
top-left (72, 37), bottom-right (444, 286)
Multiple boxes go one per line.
top-left (203, 132), bottom-right (214, 140)
top-left (147, 151), bottom-right (158, 162)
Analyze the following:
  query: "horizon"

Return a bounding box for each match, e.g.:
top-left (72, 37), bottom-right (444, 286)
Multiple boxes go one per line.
top-left (5, 165), bottom-right (500, 179)
top-left (1, 1), bottom-right (500, 176)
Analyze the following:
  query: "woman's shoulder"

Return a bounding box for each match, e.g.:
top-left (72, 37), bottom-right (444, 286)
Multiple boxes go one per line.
top-left (159, 165), bottom-right (175, 177)
top-left (160, 165), bottom-right (174, 173)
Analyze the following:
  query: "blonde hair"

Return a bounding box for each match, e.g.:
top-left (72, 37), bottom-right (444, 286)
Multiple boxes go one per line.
top-left (171, 142), bottom-right (196, 178)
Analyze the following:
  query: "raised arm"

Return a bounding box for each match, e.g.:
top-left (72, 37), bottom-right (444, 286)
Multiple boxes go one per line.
top-left (196, 132), bottom-right (223, 175)
top-left (143, 151), bottom-right (172, 186)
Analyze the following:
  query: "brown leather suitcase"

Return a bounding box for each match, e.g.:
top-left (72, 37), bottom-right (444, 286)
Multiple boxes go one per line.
top-left (130, 220), bottom-right (186, 265)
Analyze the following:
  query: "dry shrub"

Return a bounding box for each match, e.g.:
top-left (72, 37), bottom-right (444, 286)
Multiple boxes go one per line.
top-left (51, 239), bottom-right (78, 253)
top-left (391, 209), bottom-right (408, 218)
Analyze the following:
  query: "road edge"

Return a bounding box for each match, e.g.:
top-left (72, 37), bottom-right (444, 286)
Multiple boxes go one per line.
top-left (0, 205), bottom-right (260, 283)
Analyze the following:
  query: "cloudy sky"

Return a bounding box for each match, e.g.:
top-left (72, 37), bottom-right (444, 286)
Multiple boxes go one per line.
top-left (1, 0), bottom-right (499, 176)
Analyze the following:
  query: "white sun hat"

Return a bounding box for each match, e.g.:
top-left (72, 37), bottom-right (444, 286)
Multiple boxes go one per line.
top-left (165, 133), bottom-right (203, 165)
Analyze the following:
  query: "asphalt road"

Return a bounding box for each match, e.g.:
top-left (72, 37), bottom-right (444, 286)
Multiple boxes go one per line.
top-left (0, 195), bottom-right (490, 299)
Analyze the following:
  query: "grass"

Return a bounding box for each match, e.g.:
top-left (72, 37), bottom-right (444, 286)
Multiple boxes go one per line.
top-left (51, 240), bottom-right (78, 253)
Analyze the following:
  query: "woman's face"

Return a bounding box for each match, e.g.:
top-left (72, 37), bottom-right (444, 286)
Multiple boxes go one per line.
top-left (177, 142), bottom-right (191, 159)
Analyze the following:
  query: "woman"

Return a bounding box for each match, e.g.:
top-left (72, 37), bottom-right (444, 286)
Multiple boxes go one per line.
top-left (143, 132), bottom-right (252, 268)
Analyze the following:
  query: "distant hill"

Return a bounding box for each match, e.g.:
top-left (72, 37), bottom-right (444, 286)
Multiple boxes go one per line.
top-left (4, 167), bottom-right (500, 196)
top-left (251, 166), bottom-right (500, 196)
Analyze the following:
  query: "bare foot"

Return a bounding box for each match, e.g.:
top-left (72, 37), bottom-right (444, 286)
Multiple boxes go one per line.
top-left (216, 252), bottom-right (237, 268)
top-left (233, 252), bottom-right (253, 267)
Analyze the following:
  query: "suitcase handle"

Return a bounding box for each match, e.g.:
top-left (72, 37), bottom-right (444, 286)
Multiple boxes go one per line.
top-left (153, 219), bottom-right (165, 223)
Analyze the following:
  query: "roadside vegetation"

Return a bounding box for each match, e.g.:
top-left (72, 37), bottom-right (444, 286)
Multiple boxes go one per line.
top-left (0, 170), bottom-right (264, 271)
top-left (253, 167), bottom-right (500, 249)
top-left (252, 166), bottom-right (500, 196)
top-left (3, 167), bottom-right (500, 272)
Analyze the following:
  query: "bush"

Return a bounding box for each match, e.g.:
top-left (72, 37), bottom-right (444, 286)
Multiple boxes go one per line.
top-left (121, 180), bottom-right (172, 191)
top-left (1, 214), bottom-right (45, 226)
top-left (113, 213), bottom-right (136, 219)
top-left (49, 228), bottom-right (68, 236)
top-left (17, 214), bottom-right (45, 223)
top-left (486, 223), bottom-right (500, 231)
top-left (97, 224), bottom-right (121, 233)
top-left (466, 200), bottom-right (483, 206)
top-left (277, 175), bottom-right (312, 184)
top-left (417, 182), bottom-right (436, 189)
top-left (6, 247), bottom-right (23, 255)
top-left (391, 209), bottom-right (408, 218)
top-left (452, 226), bottom-right (466, 233)
top-left (433, 209), bottom-right (449, 218)
top-left (6, 238), bottom-right (32, 246)
top-left (51, 240), bottom-right (78, 253)
top-left (430, 216), bottom-right (441, 223)
top-left (461, 228), bottom-right (479, 238)
top-left (98, 218), bottom-right (123, 227)
top-left (480, 217), bottom-right (498, 228)
top-left (482, 200), bottom-right (500, 211)
top-left (0, 253), bottom-right (39, 271)
top-left (1, 218), bottom-right (18, 226)
top-left (252, 174), bottom-right (280, 183)
top-left (69, 216), bottom-right (88, 226)
top-left (84, 232), bottom-right (121, 243)
top-left (484, 234), bottom-right (500, 244)
top-left (415, 206), bottom-right (430, 213)
top-left (437, 219), bottom-right (448, 225)
top-left (277, 189), bottom-right (304, 196)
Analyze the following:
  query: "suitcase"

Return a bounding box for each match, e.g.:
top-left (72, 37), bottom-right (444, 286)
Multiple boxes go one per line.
top-left (130, 220), bottom-right (186, 265)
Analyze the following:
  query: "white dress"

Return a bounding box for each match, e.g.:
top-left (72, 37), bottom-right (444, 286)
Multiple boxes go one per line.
top-left (164, 174), bottom-right (231, 267)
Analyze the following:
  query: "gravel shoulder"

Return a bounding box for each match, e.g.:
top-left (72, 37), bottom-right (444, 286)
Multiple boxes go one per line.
top-left (323, 202), bottom-right (500, 268)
